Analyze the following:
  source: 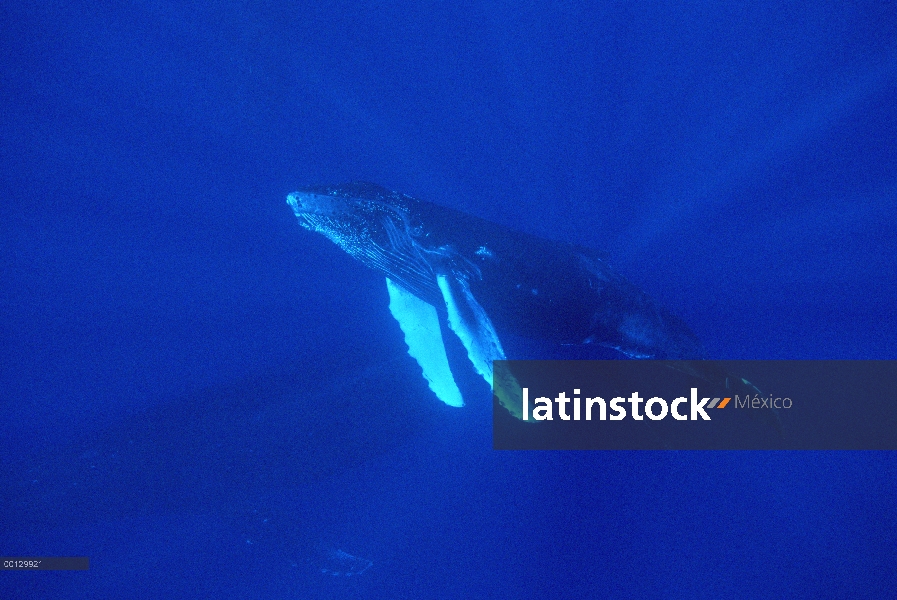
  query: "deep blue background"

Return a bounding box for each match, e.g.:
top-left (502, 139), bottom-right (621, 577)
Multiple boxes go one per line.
top-left (2, 1), bottom-right (896, 598)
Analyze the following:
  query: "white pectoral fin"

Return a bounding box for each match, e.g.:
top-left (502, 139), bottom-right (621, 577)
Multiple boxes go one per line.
top-left (386, 277), bottom-right (464, 407)
top-left (436, 275), bottom-right (505, 387)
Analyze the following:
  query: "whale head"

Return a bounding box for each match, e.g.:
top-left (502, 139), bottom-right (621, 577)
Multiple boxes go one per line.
top-left (288, 182), bottom-right (459, 302)
top-left (287, 183), bottom-right (422, 262)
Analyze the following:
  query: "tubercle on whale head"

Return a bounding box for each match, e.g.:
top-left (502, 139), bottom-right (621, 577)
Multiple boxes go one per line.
top-left (286, 191), bottom-right (352, 219)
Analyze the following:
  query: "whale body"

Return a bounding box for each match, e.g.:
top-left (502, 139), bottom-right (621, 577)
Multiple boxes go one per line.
top-left (287, 182), bottom-right (707, 408)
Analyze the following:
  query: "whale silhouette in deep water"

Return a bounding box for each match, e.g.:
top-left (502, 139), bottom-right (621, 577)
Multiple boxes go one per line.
top-left (1, 353), bottom-right (440, 534)
top-left (287, 182), bottom-right (717, 409)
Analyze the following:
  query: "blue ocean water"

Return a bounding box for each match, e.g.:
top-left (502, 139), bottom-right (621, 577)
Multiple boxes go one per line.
top-left (1, 1), bottom-right (895, 598)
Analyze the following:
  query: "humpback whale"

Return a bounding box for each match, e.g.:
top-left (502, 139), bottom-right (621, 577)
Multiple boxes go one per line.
top-left (287, 182), bottom-right (711, 409)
